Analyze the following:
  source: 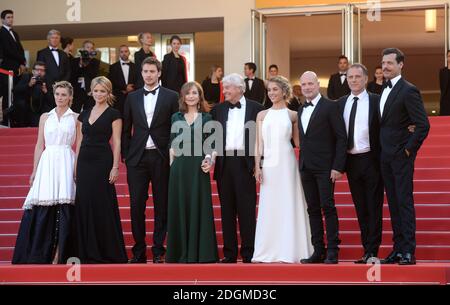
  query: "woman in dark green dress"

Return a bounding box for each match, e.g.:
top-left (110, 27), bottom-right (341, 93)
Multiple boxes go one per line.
top-left (166, 81), bottom-right (219, 263)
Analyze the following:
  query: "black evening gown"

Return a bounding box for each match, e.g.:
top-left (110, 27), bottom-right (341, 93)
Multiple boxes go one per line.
top-left (72, 107), bottom-right (128, 263)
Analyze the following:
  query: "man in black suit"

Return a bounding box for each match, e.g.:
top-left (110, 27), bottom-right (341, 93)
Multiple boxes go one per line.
top-left (36, 29), bottom-right (71, 111)
top-left (327, 55), bottom-right (351, 101)
top-left (243, 62), bottom-right (266, 105)
top-left (122, 57), bottom-right (179, 264)
top-left (70, 40), bottom-right (100, 112)
top-left (288, 84), bottom-right (303, 111)
top-left (134, 32), bottom-right (157, 89)
top-left (298, 71), bottom-right (347, 264)
top-left (108, 45), bottom-right (137, 115)
top-left (0, 9), bottom-right (26, 125)
top-left (12, 61), bottom-right (50, 127)
top-left (337, 63), bottom-right (383, 264)
top-left (439, 50), bottom-right (450, 116)
top-left (210, 73), bottom-right (264, 263)
top-left (378, 48), bottom-right (430, 265)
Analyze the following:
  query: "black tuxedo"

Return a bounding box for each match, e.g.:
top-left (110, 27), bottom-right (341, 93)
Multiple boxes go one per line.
top-left (0, 26), bottom-right (26, 122)
top-left (210, 98), bottom-right (264, 261)
top-left (108, 61), bottom-right (137, 115)
top-left (298, 96), bottom-right (347, 253)
top-left (70, 57), bottom-right (100, 112)
top-left (378, 77), bottom-right (430, 255)
top-left (338, 92), bottom-right (383, 256)
top-left (122, 86), bottom-right (179, 259)
top-left (327, 73), bottom-right (351, 101)
top-left (244, 77), bottom-right (266, 105)
top-left (134, 48), bottom-right (156, 89)
top-left (36, 47), bottom-right (71, 86)
top-left (439, 67), bottom-right (450, 115)
top-left (161, 52), bottom-right (187, 93)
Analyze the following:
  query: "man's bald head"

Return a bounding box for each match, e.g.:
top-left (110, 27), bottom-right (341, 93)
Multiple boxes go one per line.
top-left (300, 71), bottom-right (320, 101)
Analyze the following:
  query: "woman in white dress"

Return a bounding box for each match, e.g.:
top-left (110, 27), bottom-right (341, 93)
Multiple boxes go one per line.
top-left (12, 81), bottom-right (78, 264)
top-left (252, 76), bottom-right (313, 263)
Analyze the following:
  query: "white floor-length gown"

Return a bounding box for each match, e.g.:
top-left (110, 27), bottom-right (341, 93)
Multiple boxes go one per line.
top-left (252, 108), bottom-right (313, 263)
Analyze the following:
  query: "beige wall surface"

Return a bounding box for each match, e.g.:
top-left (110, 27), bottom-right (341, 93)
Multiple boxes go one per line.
top-left (2, 0), bottom-right (253, 74)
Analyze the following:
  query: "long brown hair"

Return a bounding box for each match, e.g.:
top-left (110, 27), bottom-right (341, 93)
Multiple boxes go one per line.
top-left (179, 81), bottom-right (211, 113)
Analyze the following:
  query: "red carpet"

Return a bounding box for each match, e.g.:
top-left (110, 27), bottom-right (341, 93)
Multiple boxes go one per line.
top-left (0, 116), bottom-right (449, 284)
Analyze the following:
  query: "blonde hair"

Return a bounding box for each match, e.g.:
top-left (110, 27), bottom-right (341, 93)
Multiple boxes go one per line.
top-left (90, 76), bottom-right (115, 106)
top-left (179, 81), bottom-right (210, 113)
top-left (52, 81), bottom-right (74, 107)
top-left (267, 75), bottom-right (292, 101)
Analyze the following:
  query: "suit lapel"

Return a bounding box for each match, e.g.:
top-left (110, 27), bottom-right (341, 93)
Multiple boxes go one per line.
top-left (298, 106), bottom-right (306, 137)
top-left (136, 88), bottom-right (148, 127)
top-left (118, 64), bottom-right (127, 87)
top-left (368, 93), bottom-right (376, 127)
top-left (381, 78), bottom-right (404, 122)
top-left (306, 97), bottom-right (323, 135)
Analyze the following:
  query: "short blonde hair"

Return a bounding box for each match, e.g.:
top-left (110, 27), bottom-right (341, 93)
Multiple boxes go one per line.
top-left (52, 81), bottom-right (73, 106)
top-left (90, 76), bottom-right (115, 106)
top-left (267, 76), bottom-right (292, 101)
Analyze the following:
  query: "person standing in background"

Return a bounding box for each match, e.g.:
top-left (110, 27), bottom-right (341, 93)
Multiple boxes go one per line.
top-left (327, 55), bottom-right (351, 101)
top-left (243, 62), bottom-right (266, 105)
top-left (201, 64), bottom-right (224, 106)
top-left (162, 35), bottom-right (187, 93)
top-left (134, 32), bottom-right (156, 89)
top-left (367, 66), bottom-right (384, 95)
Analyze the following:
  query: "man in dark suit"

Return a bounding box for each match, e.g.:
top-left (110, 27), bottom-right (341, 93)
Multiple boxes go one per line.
top-left (438, 50), bottom-right (450, 115)
top-left (337, 63), bottom-right (383, 264)
top-left (210, 73), bottom-right (264, 263)
top-left (327, 55), bottom-right (351, 101)
top-left (378, 48), bottom-right (430, 265)
top-left (298, 71), bottom-right (347, 264)
top-left (36, 29), bottom-right (71, 111)
top-left (12, 61), bottom-right (50, 127)
top-left (70, 40), bottom-right (100, 112)
top-left (134, 32), bottom-right (156, 89)
top-left (0, 9), bottom-right (26, 125)
top-left (288, 84), bottom-right (303, 111)
top-left (122, 57), bottom-right (179, 264)
top-left (109, 45), bottom-right (137, 115)
top-left (243, 62), bottom-right (266, 105)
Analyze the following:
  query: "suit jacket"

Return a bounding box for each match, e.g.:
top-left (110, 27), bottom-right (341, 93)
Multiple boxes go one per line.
top-left (378, 77), bottom-right (430, 161)
top-left (0, 26), bottom-right (26, 73)
top-left (13, 73), bottom-right (51, 113)
top-left (121, 86), bottom-right (179, 166)
top-left (327, 73), bottom-right (351, 101)
top-left (210, 98), bottom-right (264, 181)
top-left (36, 47), bottom-right (71, 86)
top-left (161, 52), bottom-right (187, 93)
top-left (70, 57), bottom-right (100, 93)
top-left (337, 92), bottom-right (381, 160)
top-left (298, 96), bottom-right (347, 172)
top-left (244, 77), bottom-right (266, 105)
top-left (134, 48), bottom-right (156, 89)
top-left (109, 61), bottom-right (137, 111)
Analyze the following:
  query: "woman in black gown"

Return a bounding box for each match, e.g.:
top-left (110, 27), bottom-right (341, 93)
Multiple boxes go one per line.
top-left (367, 66), bottom-right (384, 95)
top-left (162, 35), bottom-right (187, 93)
top-left (201, 65), bottom-right (224, 106)
top-left (72, 76), bottom-right (127, 263)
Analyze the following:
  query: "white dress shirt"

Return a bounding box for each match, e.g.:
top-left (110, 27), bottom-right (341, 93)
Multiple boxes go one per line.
top-left (3, 25), bottom-right (16, 42)
top-left (344, 90), bottom-right (371, 154)
top-left (49, 46), bottom-right (60, 66)
top-left (380, 74), bottom-right (402, 117)
top-left (301, 93), bottom-right (321, 133)
top-left (340, 73), bottom-right (346, 84)
top-left (144, 86), bottom-right (160, 149)
top-left (225, 95), bottom-right (246, 151)
top-left (120, 59), bottom-right (130, 85)
top-left (247, 78), bottom-right (254, 90)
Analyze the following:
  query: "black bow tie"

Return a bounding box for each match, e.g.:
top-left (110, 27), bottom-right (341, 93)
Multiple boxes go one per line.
top-left (122, 62), bottom-right (130, 65)
top-left (144, 87), bottom-right (159, 96)
top-left (304, 101), bottom-right (314, 108)
top-left (383, 79), bottom-right (393, 89)
top-left (51, 48), bottom-right (58, 52)
top-left (340, 73), bottom-right (346, 76)
top-left (228, 101), bottom-right (242, 109)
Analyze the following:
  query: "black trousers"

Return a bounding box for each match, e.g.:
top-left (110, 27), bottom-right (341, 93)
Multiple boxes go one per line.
top-left (217, 156), bottom-right (257, 260)
top-left (300, 168), bottom-right (340, 252)
top-left (127, 149), bottom-right (169, 258)
top-left (346, 152), bottom-right (384, 256)
top-left (380, 153), bottom-right (416, 255)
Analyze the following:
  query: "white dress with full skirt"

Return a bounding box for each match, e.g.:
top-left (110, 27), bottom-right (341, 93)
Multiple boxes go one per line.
top-left (252, 108), bottom-right (313, 263)
top-left (22, 108), bottom-right (77, 210)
